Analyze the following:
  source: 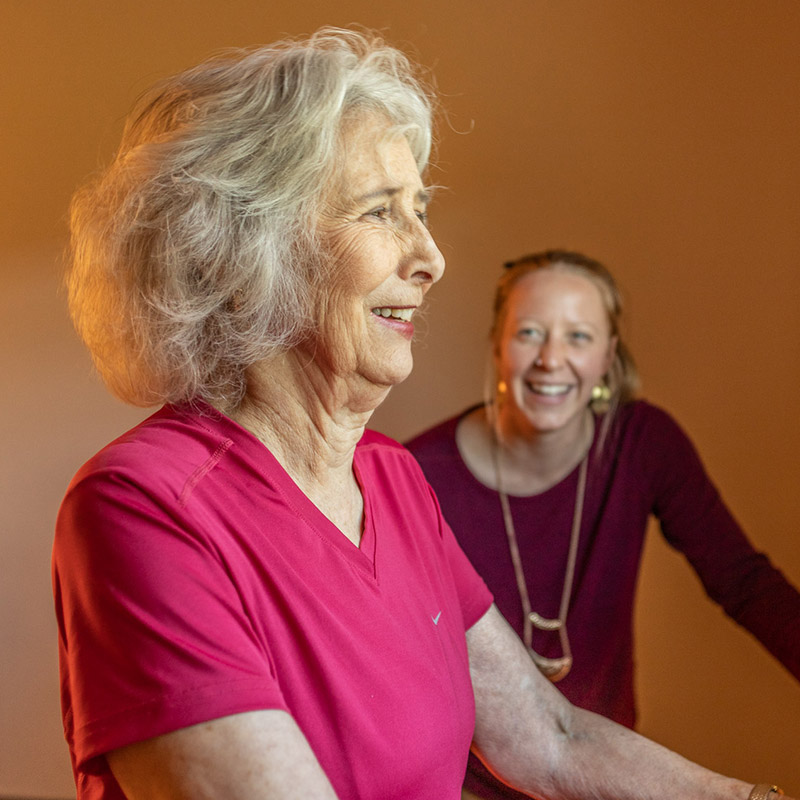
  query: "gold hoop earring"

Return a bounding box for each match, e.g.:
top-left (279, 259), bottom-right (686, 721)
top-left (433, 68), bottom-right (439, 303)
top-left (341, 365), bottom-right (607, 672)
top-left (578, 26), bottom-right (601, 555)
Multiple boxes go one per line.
top-left (591, 383), bottom-right (610, 402)
top-left (590, 381), bottom-right (611, 411)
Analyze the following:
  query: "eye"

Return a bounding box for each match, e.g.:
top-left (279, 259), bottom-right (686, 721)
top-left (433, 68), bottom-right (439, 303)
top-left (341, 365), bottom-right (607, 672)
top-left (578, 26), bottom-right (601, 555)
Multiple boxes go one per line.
top-left (365, 206), bottom-right (390, 221)
top-left (568, 330), bottom-right (593, 344)
top-left (516, 327), bottom-right (544, 342)
top-left (415, 208), bottom-right (429, 228)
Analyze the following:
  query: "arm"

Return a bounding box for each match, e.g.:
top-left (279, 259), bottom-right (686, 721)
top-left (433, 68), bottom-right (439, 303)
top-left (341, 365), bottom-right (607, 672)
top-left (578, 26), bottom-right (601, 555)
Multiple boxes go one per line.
top-left (467, 604), bottom-right (754, 800)
top-left (644, 405), bottom-right (800, 678)
top-left (107, 709), bottom-right (338, 800)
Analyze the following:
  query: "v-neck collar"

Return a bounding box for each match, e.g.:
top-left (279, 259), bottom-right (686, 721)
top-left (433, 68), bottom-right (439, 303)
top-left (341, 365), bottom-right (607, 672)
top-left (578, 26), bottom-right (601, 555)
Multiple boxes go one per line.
top-left (181, 401), bottom-right (379, 579)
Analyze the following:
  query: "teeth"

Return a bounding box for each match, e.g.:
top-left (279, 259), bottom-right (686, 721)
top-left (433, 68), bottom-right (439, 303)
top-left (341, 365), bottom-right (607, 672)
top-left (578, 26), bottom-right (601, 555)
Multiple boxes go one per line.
top-left (530, 383), bottom-right (570, 396)
top-left (372, 307), bottom-right (413, 322)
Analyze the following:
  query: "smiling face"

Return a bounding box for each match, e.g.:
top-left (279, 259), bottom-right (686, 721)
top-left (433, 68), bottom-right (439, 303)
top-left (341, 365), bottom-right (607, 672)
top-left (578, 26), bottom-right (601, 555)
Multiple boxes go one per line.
top-left (312, 113), bottom-right (445, 390)
top-left (495, 266), bottom-right (617, 438)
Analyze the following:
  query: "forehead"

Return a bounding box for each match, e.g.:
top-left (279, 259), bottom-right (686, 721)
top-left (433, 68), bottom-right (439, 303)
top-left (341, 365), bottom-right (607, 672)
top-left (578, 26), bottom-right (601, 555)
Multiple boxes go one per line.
top-left (331, 113), bottom-right (422, 195)
top-left (507, 268), bottom-right (609, 318)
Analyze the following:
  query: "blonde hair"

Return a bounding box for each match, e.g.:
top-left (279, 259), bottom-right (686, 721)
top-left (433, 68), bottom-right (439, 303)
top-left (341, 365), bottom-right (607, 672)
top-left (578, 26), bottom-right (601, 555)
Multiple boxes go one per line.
top-left (68, 27), bottom-right (434, 409)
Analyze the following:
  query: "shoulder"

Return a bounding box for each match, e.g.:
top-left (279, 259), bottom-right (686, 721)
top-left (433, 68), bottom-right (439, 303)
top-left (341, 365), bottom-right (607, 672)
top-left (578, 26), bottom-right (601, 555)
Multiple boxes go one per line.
top-left (359, 427), bottom-right (405, 450)
top-left (404, 405), bottom-right (479, 460)
top-left (614, 399), bottom-right (691, 445)
top-left (609, 399), bottom-right (704, 483)
top-left (358, 428), bottom-right (428, 483)
top-left (54, 405), bottom-right (249, 595)
top-left (63, 403), bottom-right (251, 511)
top-left (358, 429), bottom-right (453, 514)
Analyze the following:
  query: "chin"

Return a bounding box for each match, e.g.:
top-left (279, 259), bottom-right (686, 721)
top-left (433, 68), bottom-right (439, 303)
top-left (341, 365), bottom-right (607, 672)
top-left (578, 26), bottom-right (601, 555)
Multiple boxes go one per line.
top-left (532, 408), bottom-right (585, 434)
top-left (382, 365), bottom-right (414, 388)
top-left (364, 354), bottom-right (414, 389)
top-left (517, 397), bottom-right (575, 427)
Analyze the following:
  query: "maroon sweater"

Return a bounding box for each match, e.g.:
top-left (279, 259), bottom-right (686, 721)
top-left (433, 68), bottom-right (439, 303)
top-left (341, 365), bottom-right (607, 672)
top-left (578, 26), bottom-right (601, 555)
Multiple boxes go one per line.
top-left (406, 400), bottom-right (800, 800)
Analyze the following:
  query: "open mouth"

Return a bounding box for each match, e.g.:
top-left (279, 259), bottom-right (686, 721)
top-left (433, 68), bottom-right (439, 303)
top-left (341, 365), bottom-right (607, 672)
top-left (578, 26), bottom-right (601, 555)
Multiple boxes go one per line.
top-left (527, 382), bottom-right (572, 397)
top-left (371, 307), bottom-right (414, 322)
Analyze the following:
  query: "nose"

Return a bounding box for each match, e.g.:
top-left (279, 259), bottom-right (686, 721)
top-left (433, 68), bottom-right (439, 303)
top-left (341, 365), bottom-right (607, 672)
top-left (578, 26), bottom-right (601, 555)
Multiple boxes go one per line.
top-left (402, 219), bottom-right (445, 288)
top-left (535, 336), bottom-right (564, 370)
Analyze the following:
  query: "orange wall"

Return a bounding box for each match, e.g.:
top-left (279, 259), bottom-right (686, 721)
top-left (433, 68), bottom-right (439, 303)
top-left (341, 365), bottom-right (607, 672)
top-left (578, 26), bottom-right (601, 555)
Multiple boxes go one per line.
top-left (2, 1), bottom-right (798, 796)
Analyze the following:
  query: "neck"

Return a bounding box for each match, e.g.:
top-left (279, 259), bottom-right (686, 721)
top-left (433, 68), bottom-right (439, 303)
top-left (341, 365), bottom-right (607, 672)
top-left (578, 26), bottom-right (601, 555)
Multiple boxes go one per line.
top-left (456, 404), bottom-right (595, 497)
top-left (492, 405), bottom-right (594, 495)
top-left (224, 351), bottom-right (391, 544)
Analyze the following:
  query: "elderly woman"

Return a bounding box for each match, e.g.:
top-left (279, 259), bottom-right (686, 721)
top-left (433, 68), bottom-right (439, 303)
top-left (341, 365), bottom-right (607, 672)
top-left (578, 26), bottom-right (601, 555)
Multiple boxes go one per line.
top-left (54, 28), bottom-right (785, 800)
top-left (407, 250), bottom-right (800, 800)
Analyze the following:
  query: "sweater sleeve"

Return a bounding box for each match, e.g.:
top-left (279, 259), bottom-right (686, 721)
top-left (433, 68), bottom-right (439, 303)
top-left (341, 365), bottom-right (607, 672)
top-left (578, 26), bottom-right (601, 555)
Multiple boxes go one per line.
top-left (642, 403), bottom-right (800, 679)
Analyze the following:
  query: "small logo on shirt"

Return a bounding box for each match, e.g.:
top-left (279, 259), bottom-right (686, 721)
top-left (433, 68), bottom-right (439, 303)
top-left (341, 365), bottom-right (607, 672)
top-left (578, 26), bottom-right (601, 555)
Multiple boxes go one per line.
top-left (431, 611), bottom-right (442, 625)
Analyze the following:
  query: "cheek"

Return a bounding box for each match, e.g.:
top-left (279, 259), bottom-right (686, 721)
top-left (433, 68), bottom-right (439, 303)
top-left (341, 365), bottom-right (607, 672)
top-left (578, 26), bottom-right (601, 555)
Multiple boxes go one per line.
top-left (501, 344), bottom-right (530, 379)
top-left (581, 350), bottom-right (612, 382)
top-left (309, 287), bottom-right (366, 376)
top-left (310, 246), bottom-right (368, 359)
top-left (327, 226), bottom-right (392, 297)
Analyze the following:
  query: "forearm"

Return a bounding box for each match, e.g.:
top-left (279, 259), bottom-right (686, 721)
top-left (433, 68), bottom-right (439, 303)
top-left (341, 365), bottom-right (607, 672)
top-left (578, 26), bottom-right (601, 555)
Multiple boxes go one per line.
top-left (468, 605), bottom-right (752, 800)
top-left (503, 703), bottom-right (747, 800)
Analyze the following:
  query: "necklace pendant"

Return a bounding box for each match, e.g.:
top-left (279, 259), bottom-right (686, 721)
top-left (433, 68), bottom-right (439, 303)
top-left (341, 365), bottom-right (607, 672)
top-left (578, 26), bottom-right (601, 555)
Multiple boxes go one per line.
top-left (529, 650), bottom-right (572, 682)
top-left (529, 611), bottom-right (563, 631)
top-left (494, 439), bottom-right (588, 690)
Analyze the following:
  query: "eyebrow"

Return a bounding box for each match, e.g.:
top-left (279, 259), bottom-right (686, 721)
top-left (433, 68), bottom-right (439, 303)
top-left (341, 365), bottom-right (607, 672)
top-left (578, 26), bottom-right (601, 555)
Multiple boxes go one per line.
top-left (356, 186), bottom-right (432, 205)
top-left (515, 315), bottom-right (602, 330)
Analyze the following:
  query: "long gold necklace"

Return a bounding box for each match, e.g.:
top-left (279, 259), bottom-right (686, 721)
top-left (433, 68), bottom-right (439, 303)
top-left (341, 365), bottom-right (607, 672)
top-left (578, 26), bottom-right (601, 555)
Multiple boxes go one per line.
top-left (492, 439), bottom-right (588, 682)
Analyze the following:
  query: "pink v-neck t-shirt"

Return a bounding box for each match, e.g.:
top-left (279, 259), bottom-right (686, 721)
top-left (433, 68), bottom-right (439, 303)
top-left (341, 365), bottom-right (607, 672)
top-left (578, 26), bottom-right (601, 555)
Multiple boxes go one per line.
top-left (53, 402), bottom-right (492, 800)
